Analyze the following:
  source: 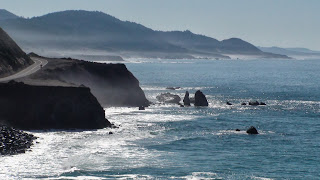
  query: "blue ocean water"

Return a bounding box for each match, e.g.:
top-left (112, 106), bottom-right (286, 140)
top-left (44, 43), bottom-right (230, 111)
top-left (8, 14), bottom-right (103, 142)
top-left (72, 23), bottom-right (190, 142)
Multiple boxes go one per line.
top-left (1, 59), bottom-right (320, 179)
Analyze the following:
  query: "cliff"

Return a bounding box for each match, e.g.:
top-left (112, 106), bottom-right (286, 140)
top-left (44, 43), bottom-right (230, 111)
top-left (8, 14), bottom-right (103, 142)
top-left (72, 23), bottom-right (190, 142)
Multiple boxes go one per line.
top-left (0, 81), bottom-right (111, 130)
top-left (0, 27), bottom-right (33, 77)
top-left (20, 55), bottom-right (150, 107)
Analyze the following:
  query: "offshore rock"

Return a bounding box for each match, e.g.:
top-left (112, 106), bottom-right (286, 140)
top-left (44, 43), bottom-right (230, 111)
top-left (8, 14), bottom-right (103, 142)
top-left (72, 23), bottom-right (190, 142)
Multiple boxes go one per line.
top-left (249, 101), bottom-right (260, 106)
top-left (226, 101), bottom-right (232, 105)
top-left (0, 125), bottom-right (37, 155)
top-left (260, 102), bottom-right (266, 105)
top-left (156, 92), bottom-right (181, 104)
top-left (246, 126), bottom-right (259, 134)
top-left (183, 91), bottom-right (191, 106)
top-left (194, 90), bottom-right (208, 106)
top-left (0, 81), bottom-right (111, 130)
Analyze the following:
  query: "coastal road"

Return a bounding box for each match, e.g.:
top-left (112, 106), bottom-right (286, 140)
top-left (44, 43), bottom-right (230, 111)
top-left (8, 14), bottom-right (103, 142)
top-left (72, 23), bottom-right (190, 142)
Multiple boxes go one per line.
top-left (0, 57), bottom-right (48, 82)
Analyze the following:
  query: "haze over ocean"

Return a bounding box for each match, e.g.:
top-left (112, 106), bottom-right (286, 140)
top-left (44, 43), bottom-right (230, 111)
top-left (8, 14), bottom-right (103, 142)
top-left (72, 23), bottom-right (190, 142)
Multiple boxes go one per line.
top-left (1, 0), bottom-right (320, 50)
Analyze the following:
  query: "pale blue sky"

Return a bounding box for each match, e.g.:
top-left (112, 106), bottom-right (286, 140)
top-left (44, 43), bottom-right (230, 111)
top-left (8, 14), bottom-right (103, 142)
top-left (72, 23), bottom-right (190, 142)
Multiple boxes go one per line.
top-left (1, 0), bottom-right (319, 50)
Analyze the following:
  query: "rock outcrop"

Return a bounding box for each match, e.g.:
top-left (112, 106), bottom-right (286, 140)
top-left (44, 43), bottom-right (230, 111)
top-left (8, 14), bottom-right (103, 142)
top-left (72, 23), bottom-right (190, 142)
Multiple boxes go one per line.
top-left (0, 125), bottom-right (37, 155)
top-left (156, 92), bottom-right (181, 104)
top-left (183, 91), bottom-right (191, 106)
top-left (194, 90), bottom-right (208, 106)
top-left (249, 101), bottom-right (260, 106)
top-left (0, 81), bottom-right (111, 130)
top-left (0, 27), bottom-right (33, 77)
top-left (246, 126), bottom-right (259, 134)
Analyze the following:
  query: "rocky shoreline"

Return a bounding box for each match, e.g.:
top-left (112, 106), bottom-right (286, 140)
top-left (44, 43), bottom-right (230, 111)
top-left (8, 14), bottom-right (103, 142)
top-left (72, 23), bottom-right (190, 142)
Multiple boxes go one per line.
top-left (0, 125), bottom-right (37, 155)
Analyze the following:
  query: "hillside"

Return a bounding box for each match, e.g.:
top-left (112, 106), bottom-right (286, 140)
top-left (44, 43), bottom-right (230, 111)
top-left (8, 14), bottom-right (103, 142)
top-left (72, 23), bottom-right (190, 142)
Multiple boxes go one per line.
top-left (0, 10), bottom-right (289, 59)
top-left (0, 27), bottom-right (33, 77)
top-left (259, 46), bottom-right (320, 59)
top-left (0, 9), bottom-right (19, 21)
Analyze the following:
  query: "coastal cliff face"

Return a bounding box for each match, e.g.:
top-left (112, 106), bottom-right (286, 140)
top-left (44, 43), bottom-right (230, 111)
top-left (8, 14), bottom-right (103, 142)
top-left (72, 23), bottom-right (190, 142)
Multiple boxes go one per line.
top-left (0, 81), bottom-right (111, 130)
top-left (22, 56), bottom-right (150, 107)
top-left (0, 27), bottom-right (33, 77)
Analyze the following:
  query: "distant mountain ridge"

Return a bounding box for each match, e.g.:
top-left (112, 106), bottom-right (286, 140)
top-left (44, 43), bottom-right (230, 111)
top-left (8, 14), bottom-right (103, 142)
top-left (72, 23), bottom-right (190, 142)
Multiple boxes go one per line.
top-left (0, 10), bottom-right (289, 59)
top-left (258, 46), bottom-right (320, 59)
top-left (0, 9), bottom-right (19, 21)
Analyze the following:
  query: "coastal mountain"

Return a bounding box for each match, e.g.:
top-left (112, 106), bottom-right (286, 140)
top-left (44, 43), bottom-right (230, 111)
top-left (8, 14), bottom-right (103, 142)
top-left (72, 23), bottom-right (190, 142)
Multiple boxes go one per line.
top-left (0, 27), bottom-right (33, 77)
top-left (0, 9), bottom-right (19, 21)
top-left (258, 46), bottom-right (320, 59)
top-left (0, 10), bottom-right (288, 59)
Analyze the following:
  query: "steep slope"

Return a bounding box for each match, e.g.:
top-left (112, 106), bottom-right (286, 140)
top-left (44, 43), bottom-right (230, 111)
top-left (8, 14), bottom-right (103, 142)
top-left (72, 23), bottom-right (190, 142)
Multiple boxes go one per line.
top-left (0, 27), bottom-right (33, 77)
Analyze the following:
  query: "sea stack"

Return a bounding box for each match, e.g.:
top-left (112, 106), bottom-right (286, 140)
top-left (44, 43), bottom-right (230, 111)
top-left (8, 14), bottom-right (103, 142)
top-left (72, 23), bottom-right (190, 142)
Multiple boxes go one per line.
top-left (194, 90), bottom-right (208, 106)
top-left (183, 91), bottom-right (191, 106)
top-left (246, 126), bottom-right (259, 134)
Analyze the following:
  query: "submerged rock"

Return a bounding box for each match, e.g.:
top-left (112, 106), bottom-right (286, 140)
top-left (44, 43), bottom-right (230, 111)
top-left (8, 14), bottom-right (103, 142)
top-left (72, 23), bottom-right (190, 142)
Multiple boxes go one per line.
top-left (0, 125), bottom-right (37, 155)
top-left (183, 91), bottom-right (191, 106)
top-left (194, 90), bottom-right (208, 106)
top-left (246, 126), bottom-right (259, 134)
top-left (166, 87), bottom-right (181, 90)
top-left (156, 92), bottom-right (181, 104)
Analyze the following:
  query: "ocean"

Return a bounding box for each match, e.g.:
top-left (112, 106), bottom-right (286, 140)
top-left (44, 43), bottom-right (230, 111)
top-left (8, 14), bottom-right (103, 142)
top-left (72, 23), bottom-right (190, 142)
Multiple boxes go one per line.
top-left (1, 59), bottom-right (320, 179)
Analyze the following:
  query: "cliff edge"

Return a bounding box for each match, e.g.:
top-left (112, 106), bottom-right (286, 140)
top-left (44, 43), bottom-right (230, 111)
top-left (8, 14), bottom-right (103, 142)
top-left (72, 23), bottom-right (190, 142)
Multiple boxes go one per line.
top-left (0, 81), bottom-right (111, 130)
top-left (20, 55), bottom-right (150, 107)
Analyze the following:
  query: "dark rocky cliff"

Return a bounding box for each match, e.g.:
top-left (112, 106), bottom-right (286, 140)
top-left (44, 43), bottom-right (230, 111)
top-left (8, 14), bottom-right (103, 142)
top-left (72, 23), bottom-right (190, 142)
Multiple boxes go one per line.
top-left (0, 27), bottom-right (33, 77)
top-left (0, 81), bottom-right (111, 130)
top-left (21, 56), bottom-right (150, 107)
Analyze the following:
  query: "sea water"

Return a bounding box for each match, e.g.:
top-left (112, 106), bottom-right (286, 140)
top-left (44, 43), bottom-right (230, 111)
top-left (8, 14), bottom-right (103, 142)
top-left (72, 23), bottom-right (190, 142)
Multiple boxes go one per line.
top-left (1, 59), bottom-right (320, 179)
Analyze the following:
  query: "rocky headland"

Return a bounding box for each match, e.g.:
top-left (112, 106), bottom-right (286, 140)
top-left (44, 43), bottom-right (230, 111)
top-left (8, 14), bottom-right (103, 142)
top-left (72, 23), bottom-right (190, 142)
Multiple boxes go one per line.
top-left (19, 54), bottom-right (150, 107)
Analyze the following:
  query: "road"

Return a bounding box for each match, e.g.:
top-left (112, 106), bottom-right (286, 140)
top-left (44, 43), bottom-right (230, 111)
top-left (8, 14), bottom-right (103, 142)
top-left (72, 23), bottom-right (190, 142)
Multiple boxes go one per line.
top-left (0, 57), bottom-right (48, 82)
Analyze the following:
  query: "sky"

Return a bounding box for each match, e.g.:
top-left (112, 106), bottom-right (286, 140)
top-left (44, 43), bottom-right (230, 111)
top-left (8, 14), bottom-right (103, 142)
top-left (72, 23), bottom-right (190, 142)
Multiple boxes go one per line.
top-left (1, 0), bottom-right (320, 50)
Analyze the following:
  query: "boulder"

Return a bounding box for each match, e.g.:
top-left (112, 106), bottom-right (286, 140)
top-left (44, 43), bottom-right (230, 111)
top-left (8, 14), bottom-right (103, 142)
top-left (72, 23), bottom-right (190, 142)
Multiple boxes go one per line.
top-left (156, 92), bottom-right (181, 104)
top-left (249, 101), bottom-right (260, 106)
top-left (226, 101), bottom-right (232, 105)
top-left (235, 129), bottom-right (241, 131)
top-left (241, 102), bottom-right (247, 105)
top-left (246, 126), bottom-right (259, 134)
top-left (194, 90), bottom-right (208, 106)
top-left (183, 91), bottom-right (191, 106)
